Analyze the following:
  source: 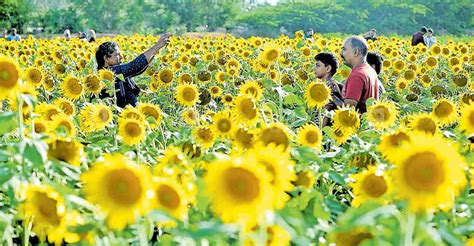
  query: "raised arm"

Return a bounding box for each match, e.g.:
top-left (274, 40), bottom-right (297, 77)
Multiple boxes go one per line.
top-left (143, 32), bottom-right (172, 63)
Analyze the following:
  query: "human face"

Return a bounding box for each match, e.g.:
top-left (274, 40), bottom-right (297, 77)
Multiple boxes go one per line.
top-left (340, 40), bottom-right (355, 68)
top-left (105, 47), bottom-right (123, 66)
top-left (313, 60), bottom-right (330, 79)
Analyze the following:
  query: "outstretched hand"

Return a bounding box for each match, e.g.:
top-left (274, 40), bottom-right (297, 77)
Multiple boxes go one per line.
top-left (156, 32), bottom-right (172, 49)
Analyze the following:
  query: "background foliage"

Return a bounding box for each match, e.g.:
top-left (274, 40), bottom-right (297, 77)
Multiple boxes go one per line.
top-left (1, 0), bottom-right (472, 37)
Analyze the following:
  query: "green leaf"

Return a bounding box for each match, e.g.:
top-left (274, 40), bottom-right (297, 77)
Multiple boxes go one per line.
top-left (328, 170), bottom-right (346, 185)
top-left (22, 140), bottom-right (48, 167)
top-left (283, 93), bottom-right (304, 106)
top-left (0, 112), bottom-right (18, 136)
top-left (0, 166), bottom-right (13, 185)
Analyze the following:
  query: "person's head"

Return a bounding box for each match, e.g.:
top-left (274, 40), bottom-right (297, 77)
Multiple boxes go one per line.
top-left (313, 52), bottom-right (338, 79)
top-left (78, 32), bottom-right (86, 39)
top-left (427, 28), bottom-right (433, 37)
top-left (10, 28), bottom-right (17, 35)
top-left (366, 52), bottom-right (383, 75)
top-left (307, 28), bottom-right (314, 35)
top-left (420, 26), bottom-right (428, 34)
top-left (370, 28), bottom-right (376, 34)
top-left (340, 36), bottom-right (369, 68)
top-left (95, 41), bottom-right (122, 69)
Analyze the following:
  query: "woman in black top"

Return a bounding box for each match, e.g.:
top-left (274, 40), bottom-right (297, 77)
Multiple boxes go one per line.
top-left (96, 32), bottom-right (172, 107)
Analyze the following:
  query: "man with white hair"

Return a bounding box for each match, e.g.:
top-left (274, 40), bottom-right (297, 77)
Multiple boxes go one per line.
top-left (340, 36), bottom-right (379, 113)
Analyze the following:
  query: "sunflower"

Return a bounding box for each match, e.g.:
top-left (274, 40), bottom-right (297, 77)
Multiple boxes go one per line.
top-left (99, 69), bottom-right (115, 82)
top-left (425, 56), bottom-right (438, 68)
top-left (23, 184), bottom-right (68, 245)
top-left (225, 57), bottom-right (241, 72)
top-left (305, 81), bottom-right (331, 108)
top-left (54, 97), bottom-right (75, 116)
top-left (395, 78), bottom-right (408, 91)
top-left (431, 98), bottom-right (458, 126)
top-left (297, 123), bottom-right (323, 150)
top-left (250, 144), bottom-right (296, 209)
top-left (367, 101), bottom-right (399, 130)
top-left (260, 43), bottom-right (280, 64)
top-left (48, 137), bottom-right (83, 166)
top-left (118, 118), bottom-right (146, 146)
top-left (390, 133), bottom-right (467, 212)
top-left (53, 64), bottom-right (66, 76)
top-left (181, 109), bottom-right (199, 125)
top-left (232, 127), bottom-right (256, 150)
top-left (332, 107), bottom-right (360, 135)
top-left (212, 110), bottom-right (234, 139)
top-left (176, 83), bottom-right (200, 107)
top-left (138, 103), bottom-right (162, 129)
top-left (292, 170), bottom-right (316, 188)
top-left (331, 127), bottom-right (351, 145)
top-left (81, 154), bottom-right (153, 230)
top-left (403, 69), bottom-right (416, 81)
top-left (155, 68), bottom-right (174, 87)
top-left (266, 225), bottom-right (291, 246)
top-left (453, 73), bottom-right (468, 87)
top-left (179, 73), bottom-right (193, 84)
top-left (222, 93), bottom-right (234, 106)
top-left (32, 118), bottom-right (49, 134)
top-left (232, 94), bottom-right (259, 126)
top-left (378, 129), bottom-right (411, 162)
top-left (61, 75), bottom-right (83, 101)
top-left (349, 166), bottom-right (392, 207)
top-left (120, 106), bottom-right (146, 122)
top-left (49, 113), bottom-right (76, 136)
top-left (24, 67), bottom-right (43, 87)
top-left (459, 103), bottom-right (474, 134)
top-left (192, 125), bottom-right (216, 150)
top-left (204, 153), bottom-right (273, 227)
top-left (240, 80), bottom-right (263, 101)
top-left (258, 122), bottom-right (292, 151)
top-left (209, 85), bottom-right (222, 98)
top-left (409, 113), bottom-right (438, 135)
top-left (152, 177), bottom-right (188, 220)
top-left (215, 71), bottom-right (226, 84)
top-left (0, 56), bottom-right (21, 99)
top-left (36, 103), bottom-right (62, 121)
top-left (84, 74), bottom-right (103, 95)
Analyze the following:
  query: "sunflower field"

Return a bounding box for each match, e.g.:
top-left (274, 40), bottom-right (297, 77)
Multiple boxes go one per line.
top-left (0, 32), bottom-right (473, 245)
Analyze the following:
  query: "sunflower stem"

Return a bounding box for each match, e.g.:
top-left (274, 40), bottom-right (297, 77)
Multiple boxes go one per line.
top-left (23, 219), bottom-right (32, 246)
top-left (318, 108), bottom-right (322, 130)
top-left (404, 213), bottom-right (415, 246)
top-left (17, 94), bottom-right (25, 140)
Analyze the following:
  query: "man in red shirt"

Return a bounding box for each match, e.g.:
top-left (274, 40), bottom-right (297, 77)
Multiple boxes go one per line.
top-left (340, 36), bottom-right (379, 113)
top-left (411, 26), bottom-right (427, 46)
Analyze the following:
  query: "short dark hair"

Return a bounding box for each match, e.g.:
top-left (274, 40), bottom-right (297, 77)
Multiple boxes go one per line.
top-left (421, 26), bottom-right (428, 33)
top-left (95, 41), bottom-right (119, 70)
top-left (428, 28), bottom-right (433, 34)
top-left (367, 52), bottom-right (383, 75)
top-left (314, 52), bottom-right (338, 76)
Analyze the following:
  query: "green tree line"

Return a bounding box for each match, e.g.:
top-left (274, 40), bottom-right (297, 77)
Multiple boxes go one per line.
top-left (1, 0), bottom-right (472, 36)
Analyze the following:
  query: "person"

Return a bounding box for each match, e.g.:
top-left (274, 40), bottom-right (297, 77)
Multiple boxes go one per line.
top-left (86, 29), bottom-right (97, 42)
top-left (313, 52), bottom-right (344, 126)
top-left (78, 32), bottom-right (88, 41)
top-left (6, 28), bottom-right (21, 41)
top-left (340, 36), bottom-right (379, 113)
top-left (363, 28), bottom-right (377, 41)
top-left (305, 28), bottom-right (314, 39)
top-left (424, 28), bottom-right (436, 49)
top-left (366, 51), bottom-right (386, 95)
top-left (2, 29), bottom-right (7, 39)
top-left (411, 26), bottom-right (427, 46)
top-left (96, 32), bottom-right (172, 108)
top-left (64, 29), bottom-right (71, 41)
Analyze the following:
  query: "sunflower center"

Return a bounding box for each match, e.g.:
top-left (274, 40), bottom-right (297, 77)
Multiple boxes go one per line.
top-left (305, 130), bottom-right (319, 144)
top-left (469, 111), bottom-right (474, 125)
top-left (309, 84), bottom-right (329, 102)
top-left (403, 151), bottom-right (445, 192)
top-left (362, 174), bottom-right (387, 198)
top-left (143, 108), bottom-right (159, 120)
top-left (157, 184), bottom-right (180, 210)
top-left (182, 87), bottom-right (197, 102)
top-left (388, 132), bottom-right (410, 147)
top-left (265, 49), bottom-right (279, 61)
top-left (235, 129), bottom-right (253, 148)
top-left (217, 119), bottom-right (231, 132)
top-left (239, 98), bottom-right (257, 119)
top-left (68, 80), bottom-right (83, 94)
top-left (415, 118), bottom-right (436, 135)
top-left (160, 70), bottom-right (173, 83)
top-left (339, 111), bottom-right (358, 127)
top-left (371, 106), bottom-right (389, 121)
top-left (106, 169), bottom-right (142, 205)
top-left (224, 167), bottom-right (260, 202)
top-left (36, 192), bottom-right (62, 226)
top-left (434, 102), bottom-right (453, 118)
top-left (99, 108), bottom-right (110, 122)
top-left (125, 122), bottom-right (142, 137)
top-left (260, 127), bottom-right (289, 149)
top-left (0, 64), bottom-right (19, 88)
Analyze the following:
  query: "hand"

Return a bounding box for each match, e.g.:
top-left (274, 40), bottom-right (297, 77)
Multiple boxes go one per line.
top-left (156, 32), bottom-right (172, 49)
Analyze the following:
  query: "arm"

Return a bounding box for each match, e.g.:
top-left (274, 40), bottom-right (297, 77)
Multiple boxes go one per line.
top-left (343, 74), bottom-right (364, 107)
top-left (143, 32), bottom-right (172, 63)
